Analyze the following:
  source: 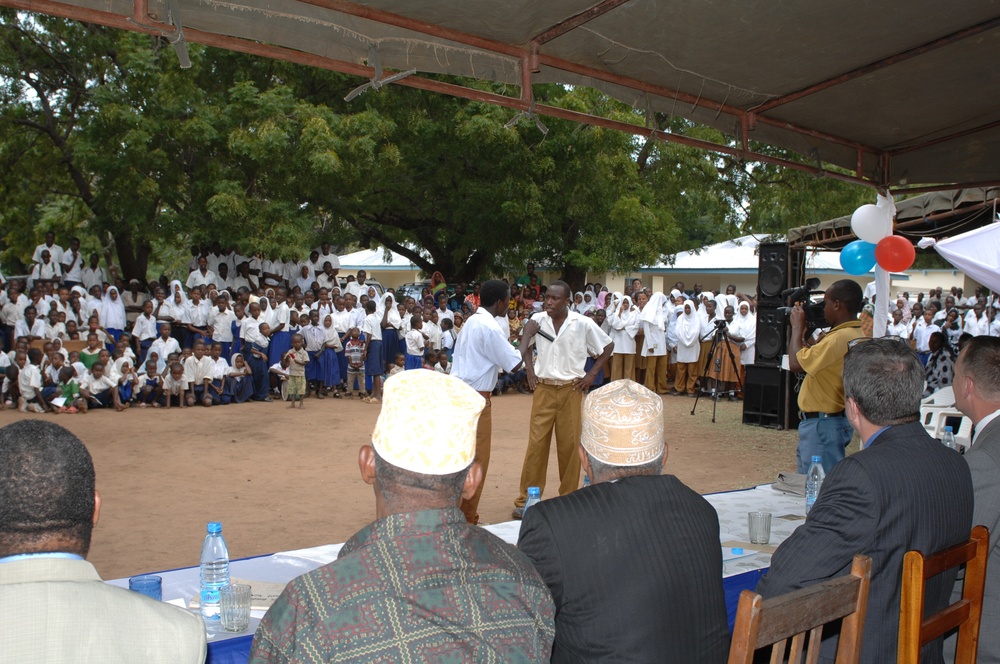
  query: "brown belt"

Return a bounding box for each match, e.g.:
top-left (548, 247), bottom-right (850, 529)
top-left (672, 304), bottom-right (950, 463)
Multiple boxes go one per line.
top-left (536, 378), bottom-right (574, 387)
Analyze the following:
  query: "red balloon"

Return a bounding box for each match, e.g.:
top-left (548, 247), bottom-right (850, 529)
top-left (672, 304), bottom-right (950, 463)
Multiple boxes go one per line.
top-left (875, 235), bottom-right (916, 272)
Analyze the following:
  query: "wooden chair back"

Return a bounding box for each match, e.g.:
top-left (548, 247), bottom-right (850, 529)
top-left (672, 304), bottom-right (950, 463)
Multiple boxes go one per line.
top-left (897, 525), bottom-right (989, 664)
top-left (728, 554), bottom-right (872, 664)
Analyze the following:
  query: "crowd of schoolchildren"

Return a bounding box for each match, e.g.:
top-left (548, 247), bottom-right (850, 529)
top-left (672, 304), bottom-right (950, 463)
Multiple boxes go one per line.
top-left (2, 234), bottom-right (995, 414)
top-left (875, 285), bottom-right (1000, 396)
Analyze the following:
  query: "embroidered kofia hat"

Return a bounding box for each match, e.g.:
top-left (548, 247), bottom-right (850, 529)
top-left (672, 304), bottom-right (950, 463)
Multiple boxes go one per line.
top-left (581, 379), bottom-right (664, 466)
top-left (372, 370), bottom-right (485, 474)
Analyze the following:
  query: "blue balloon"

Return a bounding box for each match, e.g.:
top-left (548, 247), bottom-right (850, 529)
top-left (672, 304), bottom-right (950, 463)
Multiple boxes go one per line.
top-left (840, 240), bottom-right (877, 275)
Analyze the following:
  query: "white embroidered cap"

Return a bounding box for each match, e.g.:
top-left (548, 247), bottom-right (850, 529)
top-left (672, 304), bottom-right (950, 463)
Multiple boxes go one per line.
top-left (581, 379), bottom-right (664, 466)
top-left (372, 370), bottom-right (485, 474)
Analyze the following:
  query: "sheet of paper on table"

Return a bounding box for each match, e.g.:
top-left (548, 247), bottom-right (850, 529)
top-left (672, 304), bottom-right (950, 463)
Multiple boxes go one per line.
top-left (189, 578), bottom-right (287, 611)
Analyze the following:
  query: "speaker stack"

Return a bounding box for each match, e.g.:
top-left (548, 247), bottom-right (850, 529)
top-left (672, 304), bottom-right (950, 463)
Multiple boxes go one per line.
top-left (743, 242), bottom-right (800, 430)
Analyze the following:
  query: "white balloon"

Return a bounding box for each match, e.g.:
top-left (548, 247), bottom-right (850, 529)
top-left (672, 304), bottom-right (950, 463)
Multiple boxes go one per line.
top-left (851, 204), bottom-right (892, 243)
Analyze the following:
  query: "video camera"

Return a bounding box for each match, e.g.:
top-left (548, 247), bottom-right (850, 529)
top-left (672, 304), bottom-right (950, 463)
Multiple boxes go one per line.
top-left (778, 277), bottom-right (828, 331)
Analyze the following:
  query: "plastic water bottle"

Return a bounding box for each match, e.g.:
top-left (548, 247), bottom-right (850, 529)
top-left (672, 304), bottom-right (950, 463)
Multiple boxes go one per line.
top-left (199, 521), bottom-right (230, 620)
top-left (805, 456), bottom-right (825, 515)
top-left (941, 426), bottom-right (958, 450)
top-left (523, 487), bottom-right (541, 514)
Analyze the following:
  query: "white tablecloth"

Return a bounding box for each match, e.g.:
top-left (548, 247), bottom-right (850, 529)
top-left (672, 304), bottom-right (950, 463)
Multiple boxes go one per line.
top-left (109, 484), bottom-right (807, 644)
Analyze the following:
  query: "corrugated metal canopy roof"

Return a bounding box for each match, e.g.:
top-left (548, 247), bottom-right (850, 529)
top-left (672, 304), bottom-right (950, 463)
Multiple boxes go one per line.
top-left (789, 187), bottom-right (1000, 249)
top-left (6, 0), bottom-right (1000, 190)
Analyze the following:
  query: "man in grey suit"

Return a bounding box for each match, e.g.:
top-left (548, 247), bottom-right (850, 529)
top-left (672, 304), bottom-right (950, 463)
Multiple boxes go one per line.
top-left (517, 379), bottom-right (729, 663)
top-left (757, 337), bottom-right (973, 664)
top-left (951, 336), bottom-right (1000, 663)
top-left (0, 420), bottom-right (206, 663)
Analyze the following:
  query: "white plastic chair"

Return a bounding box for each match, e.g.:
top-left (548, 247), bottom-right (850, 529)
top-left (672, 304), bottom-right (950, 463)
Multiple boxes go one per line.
top-left (922, 385), bottom-right (955, 407)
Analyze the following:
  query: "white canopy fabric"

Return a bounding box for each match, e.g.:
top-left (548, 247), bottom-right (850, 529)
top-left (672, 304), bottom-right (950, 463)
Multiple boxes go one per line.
top-left (339, 248), bottom-right (419, 271)
top-left (934, 221), bottom-right (1000, 293)
top-left (656, 235), bottom-right (849, 273)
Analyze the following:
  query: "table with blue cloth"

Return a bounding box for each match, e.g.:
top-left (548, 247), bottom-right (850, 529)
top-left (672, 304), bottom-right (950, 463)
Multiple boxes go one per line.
top-left (108, 484), bottom-right (806, 663)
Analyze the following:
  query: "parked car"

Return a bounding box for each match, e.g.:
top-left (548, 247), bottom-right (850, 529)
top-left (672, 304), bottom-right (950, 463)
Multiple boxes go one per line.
top-left (395, 281), bottom-right (457, 302)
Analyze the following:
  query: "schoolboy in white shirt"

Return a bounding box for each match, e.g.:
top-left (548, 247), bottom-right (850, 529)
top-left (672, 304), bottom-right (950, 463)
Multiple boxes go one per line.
top-left (161, 362), bottom-right (189, 409)
top-left (131, 299), bottom-right (158, 365)
top-left (183, 341), bottom-right (215, 407)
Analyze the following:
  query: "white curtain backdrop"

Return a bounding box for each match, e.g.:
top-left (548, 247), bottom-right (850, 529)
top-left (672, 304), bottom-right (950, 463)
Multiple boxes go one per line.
top-left (934, 222), bottom-right (1000, 293)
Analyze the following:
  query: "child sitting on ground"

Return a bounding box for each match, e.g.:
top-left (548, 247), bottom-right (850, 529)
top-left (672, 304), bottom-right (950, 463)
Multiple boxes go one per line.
top-left (138, 358), bottom-right (163, 407)
top-left (435, 352), bottom-right (451, 375)
top-left (161, 362), bottom-right (188, 409)
top-left (56, 365), bottom-right (84, 413)
top-left (269, 354), bottom-right (290, 398)
top-left (80, 362), bottom-right (119, 410)
top-left (387, 353), bottom-right (405, 378)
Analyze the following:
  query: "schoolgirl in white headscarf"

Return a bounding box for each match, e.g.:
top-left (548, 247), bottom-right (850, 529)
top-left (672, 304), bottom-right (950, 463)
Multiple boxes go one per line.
top-left (638, 291), bottom-right (668, 393)
top-left (607, 292), bottom-right (639, 381)
top-left (732, 301), bottom-right (757, 365)
top-left (674, 300), bottom-right (702, 395)
top-left (100, 286), bottom-right (128, 342)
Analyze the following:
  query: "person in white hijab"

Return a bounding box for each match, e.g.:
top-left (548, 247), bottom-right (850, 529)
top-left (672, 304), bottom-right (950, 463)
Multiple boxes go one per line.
top-left (607, 292), bottom-right (639, 382)
top-left (638, 292), bottom-right (669, 394)
top-left (672, 300), bottom-right (702, 396)
top-left (579, 291), bottom-right (596, 316)
top-left (731, 301), bottom-right (757, 366)
top-left (99, 286), bottom-right (128, 342)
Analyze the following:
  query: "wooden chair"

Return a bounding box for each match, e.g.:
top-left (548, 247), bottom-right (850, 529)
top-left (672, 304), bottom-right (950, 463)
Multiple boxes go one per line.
top-left (897, 525), bottom-right (989, 664)
top-left (728, 554), bottom-right (872, 664)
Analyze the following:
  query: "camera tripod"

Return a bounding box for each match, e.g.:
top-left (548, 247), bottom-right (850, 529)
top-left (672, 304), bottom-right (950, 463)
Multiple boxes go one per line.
top-left (691, 321), bottom-right (744, 423)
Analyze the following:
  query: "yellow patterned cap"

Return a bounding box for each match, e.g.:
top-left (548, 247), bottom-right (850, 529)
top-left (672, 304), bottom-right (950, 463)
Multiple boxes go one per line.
top-left (372, 370), bottom-right (486, 475)
top-left (581, 379), bottom-right (664, 466)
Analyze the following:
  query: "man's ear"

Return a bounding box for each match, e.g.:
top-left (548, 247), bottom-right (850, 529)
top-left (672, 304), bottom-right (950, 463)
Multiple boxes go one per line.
top-left (358, 445), bottom-right (377, 485)
top-left (461, 462), bottom-right (483, 501)
top-left (92, 490), bottom-right (102, 527)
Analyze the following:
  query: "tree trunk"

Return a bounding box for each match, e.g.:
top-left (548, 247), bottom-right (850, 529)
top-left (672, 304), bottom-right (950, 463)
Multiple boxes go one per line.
top-left (114, 231), bottom-right (152, 284)
top-left (560, 264), bottom-right (588, 293)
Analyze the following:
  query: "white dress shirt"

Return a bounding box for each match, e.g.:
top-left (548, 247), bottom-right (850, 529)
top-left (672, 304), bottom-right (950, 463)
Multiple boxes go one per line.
top-left (528, 310), bottom-right (612, 380)
top-left (450, 308), bottom-right (522, 392)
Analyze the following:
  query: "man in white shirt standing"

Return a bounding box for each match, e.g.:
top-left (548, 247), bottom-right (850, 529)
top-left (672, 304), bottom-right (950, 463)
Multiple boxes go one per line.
top-left (61, 238), bottom-right (84, 288)
top-left (32, 231), bottom-right (63, 266)
top-left (317, 243), bottom-right (340, 278)
top-left (950, 336), bottom-right (1000, 664)
top-left (513, 280), bottom-right (613, 519)
top-left (81, 254), bottom-right (107, 292)
top-left (345, 270), bottom-right (369, 300)
top-left (450, 280), bottom-right (523, 525)
top-left (185, 257), bottom-right (217, 290)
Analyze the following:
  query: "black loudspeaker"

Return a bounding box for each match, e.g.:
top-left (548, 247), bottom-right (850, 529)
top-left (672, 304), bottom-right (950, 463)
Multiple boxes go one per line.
top-left (742, 365), bottom-right (798, 430)
top-left (755, 306), bottom-right (786, 367)
top-left (757, 243), bottom-right (789, 305)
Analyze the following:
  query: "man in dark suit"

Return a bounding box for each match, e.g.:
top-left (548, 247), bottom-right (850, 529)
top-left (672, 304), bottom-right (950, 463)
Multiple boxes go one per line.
top-left (757, 337), bottom-right (973, 664)
top-left (517, 379), bottom-right (729, 663)
top-left (950, 336), bottom-right (1000, 664)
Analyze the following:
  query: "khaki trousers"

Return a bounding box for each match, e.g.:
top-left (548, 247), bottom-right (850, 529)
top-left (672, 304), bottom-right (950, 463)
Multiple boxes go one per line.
top-left (460, 394), bottom-right (492, 524)
top-left (515, 383), bottom-right (582, 507)
top-left (609, 353), bottom-right (635, 382)
top-left (643, 354), bottom-right (668, 394)
top-left (675, 361), bottom-right (699, 394)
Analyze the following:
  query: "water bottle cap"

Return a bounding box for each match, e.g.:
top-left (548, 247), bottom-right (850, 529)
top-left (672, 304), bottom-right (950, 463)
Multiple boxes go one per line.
top-left (811, 455), bottom-right (822, 463)
top-left (944, 426), bottom-right (953, 433)
top-left (206, 521), bottom-right (222, 534)
top-left (527, 487), bottom-right (540, 497)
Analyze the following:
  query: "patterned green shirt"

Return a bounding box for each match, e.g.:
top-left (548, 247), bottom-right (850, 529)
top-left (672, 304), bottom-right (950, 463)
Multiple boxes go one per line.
top-left (249, 508), bottom-right (555, 663)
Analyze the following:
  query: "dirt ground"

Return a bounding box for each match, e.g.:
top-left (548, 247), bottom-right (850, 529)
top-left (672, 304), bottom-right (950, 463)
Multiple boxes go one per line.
top-left (0, 392), bottom-right (802, 580)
